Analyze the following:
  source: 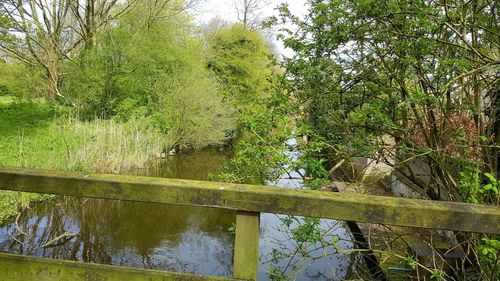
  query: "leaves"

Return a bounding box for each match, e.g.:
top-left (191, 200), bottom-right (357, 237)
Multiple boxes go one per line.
top-left (460, 167), bottom-right (499, 204)
top-left (273, 1), bottom-right (500, 278)
top-left (430, 269), bottom-right (447, 280)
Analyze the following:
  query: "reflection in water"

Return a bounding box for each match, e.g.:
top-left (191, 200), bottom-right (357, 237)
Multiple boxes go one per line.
top-left (129, 147), bottom-right (233, 180)
top-left (0, 148), bottom-right (235, 276)
top-left (0, 198), bottom-right (236, 276)
top-left (0, 145), bottom-right (366, 280)
top-left (259, 214), bottom-right (364, 280)
top-left (258, 138), bottom-right (366, 280)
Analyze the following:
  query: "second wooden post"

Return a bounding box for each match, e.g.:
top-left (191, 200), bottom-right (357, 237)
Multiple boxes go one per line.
top-left (233, 211), bottom-right (260, 280)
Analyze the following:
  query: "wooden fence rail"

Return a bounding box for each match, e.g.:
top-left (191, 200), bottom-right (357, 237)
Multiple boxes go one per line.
top-left (0, 167), bottom-right (499, 281)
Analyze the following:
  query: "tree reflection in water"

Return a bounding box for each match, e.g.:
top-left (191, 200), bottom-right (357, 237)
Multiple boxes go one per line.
top-left (0, 147), bottom-right (366, 280)
top-left (0, 197), bottom-right (236, 277)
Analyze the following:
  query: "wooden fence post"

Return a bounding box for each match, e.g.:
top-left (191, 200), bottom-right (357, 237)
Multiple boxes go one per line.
top-left (233, 211), bottom-right (260, 280)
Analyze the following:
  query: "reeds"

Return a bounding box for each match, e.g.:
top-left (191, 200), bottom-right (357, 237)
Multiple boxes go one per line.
top-left (48, 116), bottom-right (164, 173)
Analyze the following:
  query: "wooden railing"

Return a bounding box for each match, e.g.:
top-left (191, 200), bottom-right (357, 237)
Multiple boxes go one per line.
top-left (0, 167), bottom-right (499, 281)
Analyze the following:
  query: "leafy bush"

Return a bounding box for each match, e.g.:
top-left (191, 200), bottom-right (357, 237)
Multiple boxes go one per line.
top-left (0, 61), bottom-right (45, 99)
top-left (62, 15), bottom-right (236, 149)
top-left (477, 237), bottom-right (500, 280)
top-left (207, 24), bottom-right (274, 111)
top-left (460, 167), bottom-right (499, 204)
top-left (157, 66), bottom-right (236, 149)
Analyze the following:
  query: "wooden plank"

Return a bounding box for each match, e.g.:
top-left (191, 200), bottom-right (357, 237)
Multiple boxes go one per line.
top-left (233, 211), bottom-right (260, 280)
top-left (0, 252), bottom-right (238, 281)
top-left (0, 167), bottom-right (499, 234)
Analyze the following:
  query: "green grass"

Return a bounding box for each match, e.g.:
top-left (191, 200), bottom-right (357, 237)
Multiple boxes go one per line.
top-left (0, 102), bottom-right (163, 171)
top-left (0, 101), bottom-right (57, 223)
top-left (0, 96), bottom-right (15, 105)
top-left (0, 101), bottom-right (164, 224)
top-left (0, 101), bottom-right (57, 167)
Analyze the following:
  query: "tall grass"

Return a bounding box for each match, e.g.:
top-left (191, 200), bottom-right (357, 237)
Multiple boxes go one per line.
top-left (10, 116), bottom-right (164, 173)
top-left (0, 103), bottom-right (164, 223)
top-left (47, 117), bottom-right (164, 173)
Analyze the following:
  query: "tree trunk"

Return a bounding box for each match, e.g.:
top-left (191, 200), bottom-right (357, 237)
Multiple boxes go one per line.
top-left (492, 85), bottom-right (500, 175)
top-left (46, 60), bottom-right (62, 99)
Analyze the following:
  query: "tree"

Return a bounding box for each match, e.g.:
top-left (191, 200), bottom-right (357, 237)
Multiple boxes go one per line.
top-left (274, 1), bottom-right (499, 278)
top-left (63, 3), bottom-right (236, 148)
top-left (0, 0), bottom-right (130, 98)
top-left (122, 0), bottom-right (201, 30)
top-left (275, 0), bottom-right (499, 198)
top-left (70, 0), bottom-right (134, 50)
top-left (159, 63), bottom-right (237, 149)
top-left (206, 24), bottom-right (274, 113)
top-left (234, 0), bottom-right (270, 29)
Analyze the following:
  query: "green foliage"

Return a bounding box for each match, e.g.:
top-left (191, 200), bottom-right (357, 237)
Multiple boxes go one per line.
top-left (404, 256), bottom-right (417, 270)
top-left (294, 138), bottom-right (330, 189)
top-left (63, 23), bottom-right (178, 119)
top-left (483, 174), bottom-right (500, 198)
top-left (217, 56), bottom-right (293, 183)
top-left (472, 203), bottom-right (500, 280)
top-left (0, 191), bottom-right (22, 224)
top-left (0, 62), bottom-right (45, 99)
top-left (460, 167), bottom-right (499, 204)
top-left (274, 0), bottom-right (499, 196)
top-left (156, 57), bottom-right (236, 149)
top-left (273, 0), bottom-right (500, 279)
top-left (290, 217), bottom-right (321, 243)
top-left (0, 191), bottom-right (52, 225)
top-left (430, 269), bottom-right (446, 280)
top-left (207, 24), bottom-right (274, 112)
top-left (0, 13), bottom-right (14, 44)
top-left (0, 102), bottom-right (163, 223)
top-left (477, 237), bottom-right (500, 280)
top-left (218, 86), bottom-right (294, 184)
top-left (63, 8), bottom-right (236, 149)
top-left (227, 223), bottom-right (236, 235)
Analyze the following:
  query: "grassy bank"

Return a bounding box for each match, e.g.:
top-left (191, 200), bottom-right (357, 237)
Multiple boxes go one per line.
top-left (0, 98), bottom-right (164, 223)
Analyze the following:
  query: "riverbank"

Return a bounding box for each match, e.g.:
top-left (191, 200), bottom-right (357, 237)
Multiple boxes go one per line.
top-left (0, 142), bottom-right (369, 281)
top-left (0, 98), bottom-right (164, 223)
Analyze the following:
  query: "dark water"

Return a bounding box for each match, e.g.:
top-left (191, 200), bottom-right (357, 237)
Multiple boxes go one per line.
top-left (0, 146), bottom-right (366, 280)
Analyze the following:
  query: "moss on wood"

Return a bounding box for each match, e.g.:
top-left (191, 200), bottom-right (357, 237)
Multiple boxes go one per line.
top-left (0, 167), bottom-right (499, 234)
top-left (0, 253), bottom-right (239, 281)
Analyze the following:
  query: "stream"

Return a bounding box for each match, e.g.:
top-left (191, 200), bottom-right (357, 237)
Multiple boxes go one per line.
top-left (0, 143), bottom-right (367, 280)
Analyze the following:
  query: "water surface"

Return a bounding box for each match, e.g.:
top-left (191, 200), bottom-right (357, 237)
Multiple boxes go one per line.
top-left (0, 146), bottom-right (366, 280)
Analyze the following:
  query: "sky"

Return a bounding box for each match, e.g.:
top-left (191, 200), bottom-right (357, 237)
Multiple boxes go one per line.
top-left (192, 0), bottom-right (308, 57)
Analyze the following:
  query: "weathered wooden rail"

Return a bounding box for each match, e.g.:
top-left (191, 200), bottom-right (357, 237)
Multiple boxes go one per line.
top-left (0, 167), bottom-right (499, 281)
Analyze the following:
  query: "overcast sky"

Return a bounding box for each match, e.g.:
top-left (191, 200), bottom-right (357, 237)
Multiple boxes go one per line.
top-left (192, 0), bottom-right (308, 57)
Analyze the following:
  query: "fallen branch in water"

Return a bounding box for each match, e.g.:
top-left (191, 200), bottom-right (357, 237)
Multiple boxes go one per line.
top-left (16, 213), bottom-right (26, 236)
top-left (8, 234), bottom-right (24, 245)
top-left (41, 232), bottom-right (78, 248)
top-left (15, 213), bottom-right (27, 236)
